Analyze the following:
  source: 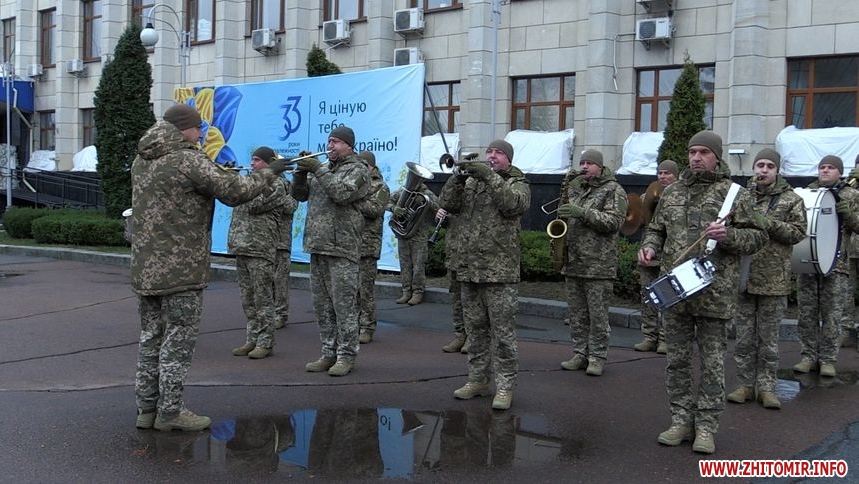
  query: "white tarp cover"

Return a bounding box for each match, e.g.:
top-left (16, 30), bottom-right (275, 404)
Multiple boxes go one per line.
top-left (419, 132), bottom-right (460, 172)
top-left (617, 131), bottom-right (665, 175)
top-left (25, 150), bottom-right (56, 172)
top-left (72, 145), bottom-right (98, 172)
top-left (776, 126), bottom-right (859, 176)
top-left (503, 129), bottom-right (573, 174)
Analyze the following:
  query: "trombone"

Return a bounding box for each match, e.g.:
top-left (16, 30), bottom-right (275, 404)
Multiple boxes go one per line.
top-left (541, 197), bottom-right (568, 239)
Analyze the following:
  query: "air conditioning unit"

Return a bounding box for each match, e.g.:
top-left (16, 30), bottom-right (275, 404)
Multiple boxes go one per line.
top-left (636, 17), bottom-right (672, 42)
top-left (394, 8), bottom-right (424, 34)
top-left (251, 28), bottom-right (278, 53)
top-left (322, 19), bottom-right (351, 45)
top-left (66, 59), bottom-right (85, 75)
top-left (394, 47), bottom-right (423, 66)
top-left (27, 63), bottom-right (44, 78)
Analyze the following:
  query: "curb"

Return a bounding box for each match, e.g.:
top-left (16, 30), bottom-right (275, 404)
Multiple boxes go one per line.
top-left (0, 244), bottom-right (799, 341)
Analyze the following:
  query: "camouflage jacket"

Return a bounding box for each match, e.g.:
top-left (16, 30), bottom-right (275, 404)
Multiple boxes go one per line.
top-left (443, 212), bottom-right (462, 270)
top-left (808, 181), bottom-right (859, 275)
top-left (227, 175), bottom-right (289, 262)
top-left (290, 153), bottom-right (370, 262)
top-left (561, 167), bottom-right (628, 279)
top-left (388, 185), bottom-right (439, 239)
top-left (745, 176), bottom-right (807, 295)
top-left (131, 120), bottom-right (278, 296)
top-left (355, 169), bottom-right (390, 259)
top-left (275, 177), bottom-right (298, 252)
top-left (642, 161), bottom-right (768, 319)
top-left (439, 165), bottom-right (531, 283)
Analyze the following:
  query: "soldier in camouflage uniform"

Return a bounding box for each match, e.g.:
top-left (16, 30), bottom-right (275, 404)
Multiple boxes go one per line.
top-left (726, 149), bottom-right (806, 410)
top-left (273, 161), bottom-right (298, 330)
top-left (388, 181), bottom-right (438, 305)
top-left (291, 126), bottom-right (370, 377)
top-left (557, 149), bottom-right (628, 377)
top-left (840, 153), bottom-right (859, 349)
top-left (228, 147), bottom-right (290, 360)
top-left (439, 139), bottom-right (531, 411)
top-left (354, 151), bottom-right (390, 344)
top-left (437, 208), bottom-right (468, 353)
top-left (634, 160), bottom-right (678, 355)
top-left (639, 130), bottom-right (767, 454)
top-left (132, 104), bottom-right (289, 431)
top-left (794, 156), bottom-right (859, 377)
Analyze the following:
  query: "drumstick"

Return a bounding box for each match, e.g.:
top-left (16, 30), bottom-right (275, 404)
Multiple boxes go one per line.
top-left (672, 211), bottom-right (734, 267)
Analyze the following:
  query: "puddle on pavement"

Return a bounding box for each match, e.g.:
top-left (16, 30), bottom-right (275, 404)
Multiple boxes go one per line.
top-left (775, 369), bottom-right (859, 402)
top-left (130, 408), bottom-right (565, 479)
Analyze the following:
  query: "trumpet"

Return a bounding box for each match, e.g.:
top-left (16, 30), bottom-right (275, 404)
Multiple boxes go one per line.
top-left (540, 198), bottom-right (568, 239)
top-left (438, 152), bottom-right (489, 177)
top-left (282, 150), bottom-right (333, 174)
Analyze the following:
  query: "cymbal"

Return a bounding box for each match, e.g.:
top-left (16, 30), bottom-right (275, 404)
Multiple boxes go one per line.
top-left (621, 193), bottom-right (644, 236)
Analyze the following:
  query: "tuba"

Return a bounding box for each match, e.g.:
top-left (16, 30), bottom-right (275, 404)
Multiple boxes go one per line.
top-left (389, 162), bottom-right (436, 238)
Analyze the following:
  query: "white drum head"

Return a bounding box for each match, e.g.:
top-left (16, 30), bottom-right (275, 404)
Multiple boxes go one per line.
top-left (791, 188), bottom-right (839, 275)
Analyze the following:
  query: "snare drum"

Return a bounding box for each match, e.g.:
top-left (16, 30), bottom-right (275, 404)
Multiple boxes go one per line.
top-left (644, 257), bottom-right (717, 311)
top-left (791, 188), bottom-right (839, 275)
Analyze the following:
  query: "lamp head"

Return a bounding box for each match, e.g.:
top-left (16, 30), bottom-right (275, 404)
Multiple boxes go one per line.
top-left (140, 22), bottom-right (159, 47)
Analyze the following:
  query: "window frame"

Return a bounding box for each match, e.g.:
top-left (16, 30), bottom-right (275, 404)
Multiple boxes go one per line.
top-left (2, 17), bottom-right (14, 64)
top-left (635, 64), bottom-right (716, 132)
top-left (39, 9), bottom-right (55, 68)
top-left (185, 0), bottom-right (215, 44)
top-left (423, 81), bottom-right (461, 136)
top-left (131, 0), bottom-right (155, 28)
top-left (786, 55), bottom-right (859, 129)
top-left (408, 0), bottom-right (461, 11)
top-left (82, 0), bottom-right (103, 62)
top-left (249, 0), bottom-right (285, 33)
top-left (510, 74), bottom-right (576, 132)
top-left (39, 111), bottom-right (56, 151)
top-left (323, 0), bottom-right (368, 21)
top-left (81, 109), bottom-right (97, 148)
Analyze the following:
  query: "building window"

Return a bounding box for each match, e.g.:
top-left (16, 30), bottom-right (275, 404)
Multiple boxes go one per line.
top-left (511, 74), bottom-right (575, 132)
top-left (39, 111), bottom-right (56, 151)
top-left (324, 0), bottom-right (368, 21)
top-left (40, 9), bottom-right (55, 67)
top-left (636, 65), bottom-right (715, 132)
top-left (83, 0), bottom-right (103, 62)
top-left (409, 0), bottom-right (460, 9)
top-left (131, 1), bottom-right (155, 28)
top-left (787, 56), bottom-right (859, 128)
top-left (82, 109), bottom-right (97, 148)
top-left (185, 0), bottom-right (214, 43)
top-left (250, 0), bottom-right (284, 32)
top-left (2, 18), bottom-right (14, 64)
top-left (424, 82), bottom-right (460, 136)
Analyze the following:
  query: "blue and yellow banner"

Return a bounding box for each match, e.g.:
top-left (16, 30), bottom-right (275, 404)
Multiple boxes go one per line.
top-left (174, 64), bottom-right (426, 271)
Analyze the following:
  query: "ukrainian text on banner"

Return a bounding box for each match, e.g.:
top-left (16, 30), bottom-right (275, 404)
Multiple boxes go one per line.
top-left (174, 64), bottom-right (426, 271)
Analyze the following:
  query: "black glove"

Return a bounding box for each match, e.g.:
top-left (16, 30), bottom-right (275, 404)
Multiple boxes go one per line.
top-left (297, 157), bottom-right (323, 173)
top-left (269, 158), bottom-right (291, 176)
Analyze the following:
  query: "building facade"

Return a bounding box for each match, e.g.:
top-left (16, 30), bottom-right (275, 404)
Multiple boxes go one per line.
top-left (1, 0), bottom-right (857, 172)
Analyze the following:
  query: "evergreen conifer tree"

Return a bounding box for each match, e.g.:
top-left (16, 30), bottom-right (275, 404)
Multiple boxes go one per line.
top-left (656, 53), bottom-right (708, 171)
top-left (306, 45), bottom-right (342, 77)
top-left (94, 24), bottom-right (155, 217)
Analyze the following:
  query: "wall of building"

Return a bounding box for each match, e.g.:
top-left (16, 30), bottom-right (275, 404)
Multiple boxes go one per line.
top-left (0, 0), bottom-right (857, 172)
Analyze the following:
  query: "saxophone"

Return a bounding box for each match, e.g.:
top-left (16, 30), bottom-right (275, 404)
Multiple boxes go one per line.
top-left (550, 169), bottom-right (576, 272)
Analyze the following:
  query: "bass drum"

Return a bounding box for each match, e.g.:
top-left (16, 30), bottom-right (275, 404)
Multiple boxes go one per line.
top-left (791, 188), bottom-right (840, 275)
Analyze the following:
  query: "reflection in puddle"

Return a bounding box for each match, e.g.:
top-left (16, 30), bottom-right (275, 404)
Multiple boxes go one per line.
top-left (130, 408), bottom-right (564, 479)
top-left (776, 369), bottom-right (859, 402)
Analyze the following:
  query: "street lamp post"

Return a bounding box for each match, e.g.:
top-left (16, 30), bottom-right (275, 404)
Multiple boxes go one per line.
top-left (139, 4), bottom-right (191, 87)
top-left (4, 63), bottom-right (13, 210)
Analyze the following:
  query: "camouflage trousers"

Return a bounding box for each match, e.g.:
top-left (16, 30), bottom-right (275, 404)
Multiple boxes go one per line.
top-left (663, 310), bottom-right (728, 434)
top-left (797, 272), bottom-right (849, 365)
top-left (461, 282), bottom-right (519, 391)
top-left (397, 235), bottom-right (427, 295)
top-left (236, 255), bottom-right (277, 349)
top-left (733, 293), bottom-right (786, 392)
top-left (566, 277), bottom-right (613, 362)
top-left (274, 249), bottom-right (291, 325)
top-left (639, 265), bottom-right (664, 344)
top-left (842, 258), bottom-right (859, 336)
top-left (449, 269), bottom-right (464, 336)
top-left (135, 289), bottom-right (203, 418)
top-left (358, 256), bottom-right (379, 333)
top-left (310, 254), bottom-right (360, 362)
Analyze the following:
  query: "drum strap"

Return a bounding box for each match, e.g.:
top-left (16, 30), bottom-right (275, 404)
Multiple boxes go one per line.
top-left (705, 182), bottom-right (742, 253)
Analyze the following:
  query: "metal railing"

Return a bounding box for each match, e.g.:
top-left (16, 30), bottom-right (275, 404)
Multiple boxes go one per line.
top-left (1, 168), bottom-right (104, 209)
